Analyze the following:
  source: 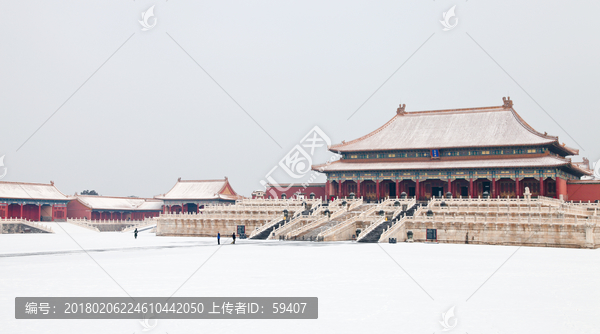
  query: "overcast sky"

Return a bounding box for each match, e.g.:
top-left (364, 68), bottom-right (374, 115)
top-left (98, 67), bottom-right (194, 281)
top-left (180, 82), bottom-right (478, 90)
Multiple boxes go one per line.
top-left (1, 0), bottom-right (598, 198)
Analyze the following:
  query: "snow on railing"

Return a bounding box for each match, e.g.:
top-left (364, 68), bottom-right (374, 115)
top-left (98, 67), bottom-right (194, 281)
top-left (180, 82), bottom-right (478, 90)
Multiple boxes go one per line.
top-left (121, 219), bottom-right (157, 233)
top-left (269, 215), bottom-right (317, 239)
top-left (66, 219), bottom-right (101, 232)
top-left (161, 212), bottom-right (277, 220)
top-left (407, 212), bottom-right (600, 226)
top-left (378, 216), bottom-right (409, 242)
top-left (0, 218), bottom-right (55, 233)
top-left (249, 215), bottom-right (284, 238)
top-left (347, 198), bottom-right (364, 211)
top-left (355, 216), bottom-right (386, 242)
top-left (317, 216), bottom-right (360, 239)
top-left (391, 199), bottom-right (417, 219)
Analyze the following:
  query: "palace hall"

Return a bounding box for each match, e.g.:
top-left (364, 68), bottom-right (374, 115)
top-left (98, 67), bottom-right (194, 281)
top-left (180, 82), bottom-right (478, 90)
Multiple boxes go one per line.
top-left (313, 98), bottom-right (592, 202)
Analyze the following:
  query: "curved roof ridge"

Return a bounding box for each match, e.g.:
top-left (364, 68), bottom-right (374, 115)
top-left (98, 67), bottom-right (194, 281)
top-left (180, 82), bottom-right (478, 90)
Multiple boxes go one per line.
top-left (179, 178), bottom-right (227, 183)
top-left (508, 107), bottom-right (558, 140)
top-left (330, 114), bottom-right (399, 150)
top-left (0, 180), bottom-right (55, 186)
top-left (77, 194), bottom-right (159, 200)
top-left (401, 105), bottom-right (504, 115)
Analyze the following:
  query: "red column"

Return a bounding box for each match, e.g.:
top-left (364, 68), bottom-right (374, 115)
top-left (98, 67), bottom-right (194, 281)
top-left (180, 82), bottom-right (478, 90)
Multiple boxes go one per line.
top-left (415, 179), bottom-right (420, 200)
top-left (325, 180), bottom-right (330, 199)
top-left (376, 180), bottom-right (380, 201)
top-left (38, 205), bottom-right (41, 221)
top-left (338, 182), bottom-right (342, 198)
top-left (51, 205), bottom-right (54, 221)
top-left (469, 178), bottom-right (474, 197)
top-left (492, 178), bottom-right (496, 198)
top-left (515, 178), bottom-right (520, 197)
top-left (556, 177), bottom-right (566, 200)
top-left (356, 180), bottom-right (361, 198)
top-left (395, 180), bottom-right (400, 198)
top-left (539, 178), bottom-right (545, 197)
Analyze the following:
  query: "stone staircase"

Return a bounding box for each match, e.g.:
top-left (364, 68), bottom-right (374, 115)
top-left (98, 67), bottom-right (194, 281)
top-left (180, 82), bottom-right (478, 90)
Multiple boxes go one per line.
top-left (249, 215), bottom-right (285, 239)
top-left (356, 217), bottom-right (390, 243)
top-left (290, 203), bottom-right (374, 240)
top-left (300, 210), bottom-right (356, 239)
top-left (357, 201), bottom-right (418, 243)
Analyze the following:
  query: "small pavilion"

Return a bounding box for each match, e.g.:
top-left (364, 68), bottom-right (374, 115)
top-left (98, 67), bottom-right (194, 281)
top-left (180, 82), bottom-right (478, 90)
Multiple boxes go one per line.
top-left (156, 178), bottom-right (243, 213)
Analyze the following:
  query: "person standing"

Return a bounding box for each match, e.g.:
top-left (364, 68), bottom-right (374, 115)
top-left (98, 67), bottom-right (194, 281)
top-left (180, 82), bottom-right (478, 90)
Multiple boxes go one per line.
top-left (217, 232), bottom-right (220, 245)
top-left (232, 232), bottom-right (236, 244)
top-left (134, 228), bottom-right (138, 239)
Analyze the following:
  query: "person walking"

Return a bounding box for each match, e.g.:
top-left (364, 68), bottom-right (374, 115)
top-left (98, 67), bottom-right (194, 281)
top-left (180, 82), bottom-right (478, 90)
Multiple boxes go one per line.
top-left (232, 232), bottom-right (236, 244)
top-left (134, 228), bottom-right (138, 239)
top-left (217, 232), bottom-right (220, 245)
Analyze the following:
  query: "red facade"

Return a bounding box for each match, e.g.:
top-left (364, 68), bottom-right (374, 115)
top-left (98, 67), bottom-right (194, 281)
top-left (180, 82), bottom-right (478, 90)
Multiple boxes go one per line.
top-left (263, 184), bottom-right (327, 200)
top-left (567, 181), bottom-right (600, 202)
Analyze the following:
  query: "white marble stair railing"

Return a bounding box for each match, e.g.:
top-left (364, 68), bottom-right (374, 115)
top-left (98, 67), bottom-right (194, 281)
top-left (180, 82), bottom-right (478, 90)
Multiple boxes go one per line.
top-left (379, 216), bottom-right (409, 243)
top-left (268, 215), bottom-right (319, 240)
top-left (355, 216), bottom-right (387, 242)
top-left (249, 215), bottom-right (285, 239)
top-left (285, 211), bottom-right (347, 239)
top-left (121, 218), bottom-right (158, 233)
top-left (66, 219), bottom-right (101, 232)
top-left (2, 218), bottom-right (55, 233)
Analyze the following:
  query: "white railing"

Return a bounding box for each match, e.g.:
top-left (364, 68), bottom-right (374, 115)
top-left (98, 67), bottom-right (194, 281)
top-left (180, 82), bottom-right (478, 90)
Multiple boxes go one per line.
top-left (121, 219), bottom-right (157, 233)
top-left (391, 199), bottom-right (417, 219)
top-left (318, 216), bottom-right (359, 239)
top-left (378, 216), bottom-right (409, 242)
top-left (355, 216), bottom-right (386, 242)
top-left (408, 213), bottom-right (600, 226)
top-left (0, 218), bottom-right (55, 233)
top-left (249, 215), bottom-right (284, 238)
top-left (66, 219), bottom-right (101, 232)
top-left (428, 201), bottom-right (593, 218)
top-left (348, 198), bottom-right (364, 211)
top-left (161, 212), bottom-right (277, 220)
top-left (269, 215), bottom-right (317, 239)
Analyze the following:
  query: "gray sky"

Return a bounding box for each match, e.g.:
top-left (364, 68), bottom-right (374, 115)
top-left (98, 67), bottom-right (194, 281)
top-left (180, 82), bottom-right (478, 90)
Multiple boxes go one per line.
top-left (1, 0), bottom-right (598, 198)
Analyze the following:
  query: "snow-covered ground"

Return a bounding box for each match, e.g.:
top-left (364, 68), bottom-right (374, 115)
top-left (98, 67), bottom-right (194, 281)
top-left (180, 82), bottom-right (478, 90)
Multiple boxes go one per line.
top-left (1, 223), bottom-right (598, 334)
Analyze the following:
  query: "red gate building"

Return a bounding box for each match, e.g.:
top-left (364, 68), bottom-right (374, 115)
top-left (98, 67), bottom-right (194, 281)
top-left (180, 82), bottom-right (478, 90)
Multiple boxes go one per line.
top-left (0, 181), bottom-right (69, 221)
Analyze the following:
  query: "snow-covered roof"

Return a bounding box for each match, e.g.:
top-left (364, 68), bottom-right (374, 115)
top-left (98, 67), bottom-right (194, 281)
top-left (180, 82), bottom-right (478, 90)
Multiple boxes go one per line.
top-left (74, 195), bottom-right (163, 211)
top-left (0, 181), bottom-right (69, 201)
top-left (156, 178), bottom-right (242, 201)
top-left (331, 103), bottom-right (577, 155)
top-left (315, 156), bottom-right (590, 176)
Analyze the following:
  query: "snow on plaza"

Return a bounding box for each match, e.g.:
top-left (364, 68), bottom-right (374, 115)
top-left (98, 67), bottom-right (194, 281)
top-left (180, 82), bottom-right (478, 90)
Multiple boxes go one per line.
top-left (1, 223), bottom-right (598, 333)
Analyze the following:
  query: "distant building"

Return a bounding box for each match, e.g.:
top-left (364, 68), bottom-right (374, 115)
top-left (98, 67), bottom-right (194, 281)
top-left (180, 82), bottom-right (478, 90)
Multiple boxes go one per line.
top-left (156, 178), bottom-right (243, 213)
top-left (312, 98), bottom-right (592, 201)
top-left (67, 195), bottom-right (163, 220)
top-left (251, 190), bottom-right (266, 199)
top-left (262, 183), bottom-right (326, 200)
top-left (0, 181), bottom-right (69, 221)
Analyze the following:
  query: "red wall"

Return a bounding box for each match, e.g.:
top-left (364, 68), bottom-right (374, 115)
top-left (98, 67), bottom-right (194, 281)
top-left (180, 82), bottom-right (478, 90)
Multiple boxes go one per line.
top-left (67, 200), bottom-right (92, 219)
top-left (264, 184), bottom-right (326, 200)
top-left (567, 181), bottom-right (600, 202)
